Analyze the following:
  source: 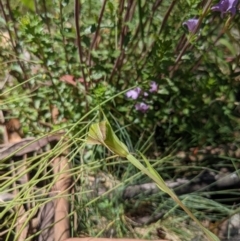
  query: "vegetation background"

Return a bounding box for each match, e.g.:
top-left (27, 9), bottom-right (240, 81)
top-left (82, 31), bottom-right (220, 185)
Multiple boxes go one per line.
top-left (0, 0), bottom-right (240, 240)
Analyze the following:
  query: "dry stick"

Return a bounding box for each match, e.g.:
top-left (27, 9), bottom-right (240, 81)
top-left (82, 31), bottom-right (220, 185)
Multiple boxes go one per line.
top-left (0, 114), bottom-right (28, 241)
top-left (0, 134), bottom-right (64, 159)
top-left (37, 199), bottom-right (55, 241)
top-left (16, 155), bottom-right (31, 240)
top-left (5, 120), bottom-right (30, 241)
top-left (52, 155), bottom-right (71, 241)
top-left (0, 133), bottom-right (69, 240)
top-left (10, 157), bottom-right (29, 241)
top-left (32, 154), bottom-right (71, 241)
top-left (0, 110), bottom-right (8, 144)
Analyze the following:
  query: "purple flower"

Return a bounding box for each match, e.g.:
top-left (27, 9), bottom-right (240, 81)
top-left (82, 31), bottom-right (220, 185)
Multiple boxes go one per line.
top-left (149, 81), bottom-right (158, 93)
top-left (126, 87), bottom-right (141, 100)
top-left (135, 102), bottom-right (149, 113)
top-left (211, 0), bottom-right (238, 17)
top-left (183, 19), bottom-right (199, 33)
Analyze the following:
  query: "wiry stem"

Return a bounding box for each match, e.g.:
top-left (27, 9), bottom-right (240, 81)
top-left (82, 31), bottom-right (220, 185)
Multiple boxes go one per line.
top-left (88, 0), bottom-right (107, 66)
top-left (109, 0), bottom-right (136, 83)
top-left (74, 0), bottom-right (88, 93)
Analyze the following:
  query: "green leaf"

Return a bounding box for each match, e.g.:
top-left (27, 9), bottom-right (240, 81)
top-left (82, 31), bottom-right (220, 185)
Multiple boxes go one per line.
top-left (87, 121), bottom-right (106, 145)
top-left (86, 120), bottom-right (129, 157)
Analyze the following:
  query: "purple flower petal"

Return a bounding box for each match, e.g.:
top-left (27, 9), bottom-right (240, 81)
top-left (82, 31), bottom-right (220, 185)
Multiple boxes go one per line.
top-left (211, 0), bottom-right (238, 17)
top-left (149, 81), bottom-right (158, 93)
top-left (135, 102), bottom-right (149, 113)
top-left (126, 87), bottom-right (141, 100)
top-left (183, 19), bottom-right (199, 33)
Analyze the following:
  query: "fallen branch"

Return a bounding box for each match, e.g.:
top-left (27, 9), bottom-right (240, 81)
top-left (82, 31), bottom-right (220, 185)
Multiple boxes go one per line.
top-left (0, 133), bottom-right (64, 159)
top-left (123, 169), bottom-right (240, 199)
